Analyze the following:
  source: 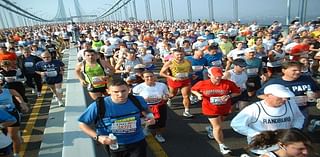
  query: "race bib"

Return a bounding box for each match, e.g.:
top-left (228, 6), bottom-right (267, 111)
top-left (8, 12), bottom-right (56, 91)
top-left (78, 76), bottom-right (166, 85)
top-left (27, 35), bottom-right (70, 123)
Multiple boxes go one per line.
top-left (145, 95), bottom-right (162, 104)
top-left (246, 68), bottom-right (258, 75)
top-left (46, 71), bottom-right (58, 77)
top-left (293, 96), bottom-right (308, 106)
top-left (211, 60), bottom-right (222, 66)
top-left (209, 96), bottom-right (225, 105)
top-left (4, 76), bottom-right (16, 82)
top-left (24, 62), bottom-right (34, 68)
top-left (91, 76), bottom-right (107, 85)
top-left (192, 66), bottom-right (203, 72)
top-left (111, 117), bottom-right (137, 133)
top-left (175, 72), bottom-right (189, 79)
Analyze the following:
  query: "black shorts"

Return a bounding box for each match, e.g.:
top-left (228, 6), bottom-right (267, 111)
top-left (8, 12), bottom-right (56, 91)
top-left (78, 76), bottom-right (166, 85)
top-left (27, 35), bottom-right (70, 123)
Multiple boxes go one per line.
top-left (246, 76), bottom-right (261, 92)
top-left (231, 90), bottom-right (249, 104)
top-left (8, 109), bottom-right (21, 127)
top-left (148, 104), bottom-right (167, 129)
top-left (88, 86), bottom-right (107, 93)
top-left (107, 139), bottom-right (146, 157)
top-left (46, 76), bottom-right (63, 85)
top-left (0, 143), bottom-right (13, 156)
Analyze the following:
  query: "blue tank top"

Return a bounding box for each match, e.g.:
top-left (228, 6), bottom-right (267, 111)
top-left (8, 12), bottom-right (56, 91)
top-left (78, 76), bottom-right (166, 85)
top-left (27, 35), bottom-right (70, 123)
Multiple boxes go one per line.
top-left (0, 88), bottom-right (15, 111)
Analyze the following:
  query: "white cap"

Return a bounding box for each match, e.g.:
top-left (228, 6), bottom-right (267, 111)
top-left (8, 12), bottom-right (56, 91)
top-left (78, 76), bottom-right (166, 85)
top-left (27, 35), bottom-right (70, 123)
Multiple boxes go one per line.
top-left (197, 36), bottom-right (206, 40)
top-left (245, 48), bottom-right (255, 53)
top-left (264, 84), bottom-right (294, 98)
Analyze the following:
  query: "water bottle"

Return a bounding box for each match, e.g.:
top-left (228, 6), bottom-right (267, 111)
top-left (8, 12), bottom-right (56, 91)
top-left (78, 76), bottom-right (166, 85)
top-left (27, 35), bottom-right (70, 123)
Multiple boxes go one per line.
top-left (308, 119), bottom-right (318, 132)
top-left (306, 86), bottom-right (315, 102)
top-left (108, 133), bottom-right (119, 150)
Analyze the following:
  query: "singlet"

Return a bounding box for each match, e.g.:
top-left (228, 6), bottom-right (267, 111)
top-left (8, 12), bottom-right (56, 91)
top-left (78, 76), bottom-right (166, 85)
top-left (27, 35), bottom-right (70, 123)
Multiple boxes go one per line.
top-left (267, 50), bottom-right (285, 67)
top-left (123, 58), bottom-right (141, 70)
top-left (245, 58), bottom-right (262, 77)
top-left (83, 61), bottom-right (107, 88)
top-left (92, 40), bottom-right (103, 49)
top-left (0, 88), bottom-right (15, 111)
top-left (262, 151), bottom-right (279, 157)
top-left (229, 70), bottom-right (248, 91)
top-left (169, 59), bottom-right (191, 79)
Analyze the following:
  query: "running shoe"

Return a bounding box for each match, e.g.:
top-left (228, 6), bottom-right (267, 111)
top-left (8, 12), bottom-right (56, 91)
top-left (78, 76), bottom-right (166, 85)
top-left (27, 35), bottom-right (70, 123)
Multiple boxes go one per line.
top-left (182, 111), bottom-right (194, 118)
top-left (155, 134), bottom-right (166, 143)
top-left (219, 144), bottom-right (231, 155)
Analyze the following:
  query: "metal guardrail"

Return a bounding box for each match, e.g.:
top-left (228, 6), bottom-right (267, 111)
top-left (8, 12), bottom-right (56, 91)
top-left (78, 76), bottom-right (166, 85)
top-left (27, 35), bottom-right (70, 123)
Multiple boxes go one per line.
top-left (62, 48), bottom-right (96, 157)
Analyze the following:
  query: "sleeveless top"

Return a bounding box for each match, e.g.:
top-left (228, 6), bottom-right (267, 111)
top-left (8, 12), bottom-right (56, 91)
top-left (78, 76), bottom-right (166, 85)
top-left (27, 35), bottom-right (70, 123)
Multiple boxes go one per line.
top-left (0, 88), bottom-right (15, 111)
top-left (261, 151), bottom-right (279, 157)
top-left (267, 50), bottom-right (285, 67)
top-left (123, 58), bottom-right (141, 71)
top-left (83, 62), bottom-right (106, 88)
top-left (91, 40), bottom-right (103, 49)
top-left (169, 59), bottom-right (191, 79)
top-left (229, 70), bottom-right (248, 91)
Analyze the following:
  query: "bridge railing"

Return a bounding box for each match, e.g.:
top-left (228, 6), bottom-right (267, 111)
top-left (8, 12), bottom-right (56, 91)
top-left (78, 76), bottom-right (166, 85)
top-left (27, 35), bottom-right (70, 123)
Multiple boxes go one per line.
top-left (62, 48), bottom-right (96, 157)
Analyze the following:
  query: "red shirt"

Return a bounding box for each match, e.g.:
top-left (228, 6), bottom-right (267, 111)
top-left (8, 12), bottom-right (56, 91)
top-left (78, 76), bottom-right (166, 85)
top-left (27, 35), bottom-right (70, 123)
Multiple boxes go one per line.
top-left (0, 52), bottom-right (17, 61)
top-left (290, 44), bottom-right (310, 61)
top-left (191, 79), bottom-right (240, 116)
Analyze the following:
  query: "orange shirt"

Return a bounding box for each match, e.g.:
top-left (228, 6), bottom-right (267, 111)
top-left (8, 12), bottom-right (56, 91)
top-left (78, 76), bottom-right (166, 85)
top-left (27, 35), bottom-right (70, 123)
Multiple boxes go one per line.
top-left (0, 52), bottom-right (17, 61)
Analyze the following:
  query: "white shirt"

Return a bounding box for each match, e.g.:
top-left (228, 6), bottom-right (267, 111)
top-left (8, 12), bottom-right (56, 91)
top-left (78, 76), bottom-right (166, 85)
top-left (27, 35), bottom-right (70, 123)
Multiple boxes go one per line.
top-left (227, 48), bottom-right (245, 59)
top-left (231, 100), bottom-right (304, 154)
top-left (133, 82), bottom-right (169, 104)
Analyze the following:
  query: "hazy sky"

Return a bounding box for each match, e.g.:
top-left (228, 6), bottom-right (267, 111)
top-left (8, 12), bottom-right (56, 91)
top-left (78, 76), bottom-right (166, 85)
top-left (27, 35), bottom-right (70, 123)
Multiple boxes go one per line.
top-left (7, 0), bottom-right (320, 24)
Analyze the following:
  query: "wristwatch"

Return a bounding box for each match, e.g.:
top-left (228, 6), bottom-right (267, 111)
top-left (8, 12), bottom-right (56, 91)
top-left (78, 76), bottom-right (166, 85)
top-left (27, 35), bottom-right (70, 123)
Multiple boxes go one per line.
top-left (93, 134), bottom-right (100, 142)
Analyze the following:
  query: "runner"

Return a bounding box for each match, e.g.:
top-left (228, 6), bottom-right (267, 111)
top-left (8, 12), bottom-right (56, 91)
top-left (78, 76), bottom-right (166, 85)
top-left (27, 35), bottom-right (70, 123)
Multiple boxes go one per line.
top-left (159, 48), bottom-right (194, 118)
top-left (191, 67), bottom-right (240, 155)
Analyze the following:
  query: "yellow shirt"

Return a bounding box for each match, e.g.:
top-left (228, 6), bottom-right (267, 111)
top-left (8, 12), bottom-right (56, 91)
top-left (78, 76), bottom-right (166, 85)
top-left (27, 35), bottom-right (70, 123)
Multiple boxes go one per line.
top-left (169, 60), bottom-right (191, 79)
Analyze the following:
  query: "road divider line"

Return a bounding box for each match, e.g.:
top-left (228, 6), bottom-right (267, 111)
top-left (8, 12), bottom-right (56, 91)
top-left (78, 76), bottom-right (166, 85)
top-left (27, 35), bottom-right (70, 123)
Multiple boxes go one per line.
top-left (20, 85), bottom-right (48, 157)
top-left (145, 134), bottom-right (168, 157)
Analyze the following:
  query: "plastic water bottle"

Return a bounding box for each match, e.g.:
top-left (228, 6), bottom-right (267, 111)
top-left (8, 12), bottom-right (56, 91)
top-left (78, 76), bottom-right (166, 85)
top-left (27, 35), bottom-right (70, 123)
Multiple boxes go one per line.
top-left (308, 119), bottom-right (320, 132)
top-left (306, 86), bottom-right (315, 102)
top-left (108, 133), bottom-right (119, 150)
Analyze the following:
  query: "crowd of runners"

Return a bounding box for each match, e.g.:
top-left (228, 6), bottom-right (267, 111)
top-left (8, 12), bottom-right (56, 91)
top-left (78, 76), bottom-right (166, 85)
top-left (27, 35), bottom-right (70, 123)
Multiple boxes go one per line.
top-left (1, 19), bottom-right (320, 157)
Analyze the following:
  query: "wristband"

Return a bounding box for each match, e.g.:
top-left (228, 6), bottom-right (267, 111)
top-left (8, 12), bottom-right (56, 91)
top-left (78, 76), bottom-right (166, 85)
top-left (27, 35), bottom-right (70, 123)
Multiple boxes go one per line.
top-left (93, 134), bottom-right (100, 142)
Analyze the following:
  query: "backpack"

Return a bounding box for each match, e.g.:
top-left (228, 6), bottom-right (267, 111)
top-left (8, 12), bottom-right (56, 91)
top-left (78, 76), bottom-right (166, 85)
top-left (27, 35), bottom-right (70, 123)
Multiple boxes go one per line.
top-left (95, 94), bottom-right (147, 124)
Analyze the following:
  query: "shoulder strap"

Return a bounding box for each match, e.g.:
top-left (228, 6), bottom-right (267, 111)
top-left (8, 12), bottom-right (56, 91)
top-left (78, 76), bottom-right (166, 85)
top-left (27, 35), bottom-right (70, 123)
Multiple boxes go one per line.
top-left (128, 94), bottom-right (147, 114)
top-left (95, 96), bottom-right (105, 124)
top-left (96, 59), bottom-right (106, 75)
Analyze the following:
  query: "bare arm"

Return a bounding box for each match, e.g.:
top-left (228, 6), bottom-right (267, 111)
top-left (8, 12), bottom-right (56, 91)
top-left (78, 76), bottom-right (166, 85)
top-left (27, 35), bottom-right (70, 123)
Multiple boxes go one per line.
top-left (9, 89), bottom-right (29, 113)
top-left (75, 62), bottom-right (87, 86)
top-left (159, 61), bottom-right (175, 80)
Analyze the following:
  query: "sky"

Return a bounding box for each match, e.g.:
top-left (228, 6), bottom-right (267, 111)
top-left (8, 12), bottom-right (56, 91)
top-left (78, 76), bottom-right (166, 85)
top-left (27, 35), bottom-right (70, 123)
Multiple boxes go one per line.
top-left (3, 0), bottom-right (320, 26)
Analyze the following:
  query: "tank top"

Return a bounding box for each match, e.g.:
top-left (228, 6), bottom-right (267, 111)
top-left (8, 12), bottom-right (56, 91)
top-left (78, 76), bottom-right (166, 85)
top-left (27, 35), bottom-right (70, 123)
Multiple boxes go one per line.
top-left (0, 88), bottom-right (15, 111)
top-left (123, 58), bottom-right (141, 70)
top-left (83, 62), bottom-right (106, 88)
top-left (92, 40), bottom-right (103, 49)
top-left (229, 70), bottom-right (248, 91)
top-left (169, 59), bottom-right (191, 79)
top-left (267, 50), bottom-right (285, 67)
top-left (262, 151), bottom-right (279, 157)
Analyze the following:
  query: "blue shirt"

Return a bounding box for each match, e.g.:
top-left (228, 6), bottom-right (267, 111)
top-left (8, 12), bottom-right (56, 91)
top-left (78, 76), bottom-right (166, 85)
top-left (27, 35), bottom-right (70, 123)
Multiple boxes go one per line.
top-left (0, 109), bottom-right (16, 123)
top-left (186, 56), bottom-right (208, 80)
top-left (0, 88), bottom-right (15, 112)
top-left (78, 96), bottom-right (148, 145)
top-left (204, 52), bottom-right (223, 67)
top-left (35, 60), bottom-right (64, 83)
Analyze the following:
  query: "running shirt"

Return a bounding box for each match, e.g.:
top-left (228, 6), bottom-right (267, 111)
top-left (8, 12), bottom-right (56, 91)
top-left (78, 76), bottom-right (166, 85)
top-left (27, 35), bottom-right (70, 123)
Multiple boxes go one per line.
top-left (78, 96), bottom-right (148, 145)
top-left (83, 62), bottom-right (107, 88)
top-left (256, 75), bottom-right (320, 107)
top-left (133, 82), bottom-right (169, 104)
top-left (186, 56), bottom-right (208, 80)
top-left (245, 57), bottom-right (262, 77)
top-left (204, 52), bottom-right (223, 67)
top-left (228, 70), bottom-right (248, 91)
top-left (191, 79), bottom-right (240, 116)
top-left (230, 100), bottom-right (304, 154)
top-left (169, 59), bottom-right (191, 80)
top-left (0, 88), bottom-right (15, 112)
top-left (267, 50), bottom-right (285, 67)
top-left (35, 59), bottom-right (64, 84)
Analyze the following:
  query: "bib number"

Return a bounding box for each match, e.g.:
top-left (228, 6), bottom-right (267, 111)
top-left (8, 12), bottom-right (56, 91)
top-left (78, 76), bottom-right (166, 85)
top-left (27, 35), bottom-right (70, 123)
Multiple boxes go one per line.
top-left (111, 117), bottom-right (137, 133)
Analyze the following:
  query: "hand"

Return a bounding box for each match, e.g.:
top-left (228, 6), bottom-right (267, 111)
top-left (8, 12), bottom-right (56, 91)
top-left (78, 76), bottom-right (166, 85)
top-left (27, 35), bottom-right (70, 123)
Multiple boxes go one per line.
top-left (80, 80), bottom-right (87, 86)
top-left (40, 72), bottom-right (46, 77)
top-left (20, 102), bottom-right (29, 113)
top-left (97, 135), bottom-right (115, 145)
top-left (221, 95), bottom-right (231, 102)
top-left (145, 118), bottom-right (156, 125)
top-left (170, 76), bottom-right (178, 81)
top-left (197, 94), bottom-right (203, 101)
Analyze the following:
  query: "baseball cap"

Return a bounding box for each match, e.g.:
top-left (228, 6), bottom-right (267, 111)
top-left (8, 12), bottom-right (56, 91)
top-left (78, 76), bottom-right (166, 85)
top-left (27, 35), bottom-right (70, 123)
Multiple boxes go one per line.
top-left (245, 48), bottom-right (255, 53)
top-left (264, 84), bottom-right (294, 98)
top-left (293, 35), bottom-right (300, 39)
top-left (208, 67), bottom-right (223, 77)
top-left (134, 64), bottom-right (146, 69)
top-left (197, 36), bottom-right (206, 40)
top-left (233, 58), bottom-right (247, 67)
